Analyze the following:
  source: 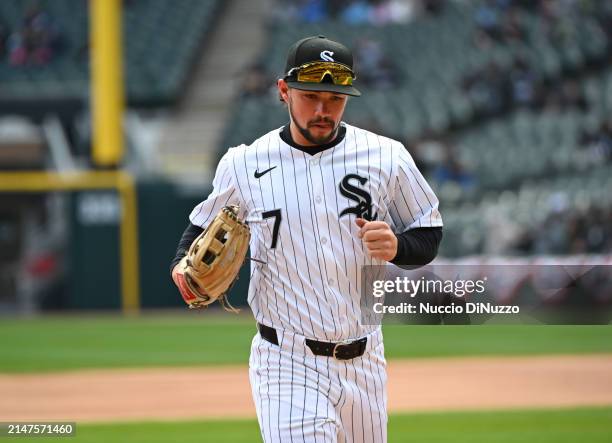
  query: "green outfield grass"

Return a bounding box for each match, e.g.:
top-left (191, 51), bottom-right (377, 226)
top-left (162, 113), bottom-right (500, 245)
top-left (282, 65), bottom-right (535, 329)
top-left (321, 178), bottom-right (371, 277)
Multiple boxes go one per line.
top-left (0, 313), bottom-right (611, 372)
top-left (8, 407), bottom-right (612, 443)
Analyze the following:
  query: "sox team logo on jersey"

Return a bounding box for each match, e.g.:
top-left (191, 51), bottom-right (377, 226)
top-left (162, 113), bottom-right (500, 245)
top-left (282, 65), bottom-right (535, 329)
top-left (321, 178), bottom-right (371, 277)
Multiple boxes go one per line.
top-left (320, 50), bottom-right (334, 61)
top-left (339, 173), bottom-right (378, 221)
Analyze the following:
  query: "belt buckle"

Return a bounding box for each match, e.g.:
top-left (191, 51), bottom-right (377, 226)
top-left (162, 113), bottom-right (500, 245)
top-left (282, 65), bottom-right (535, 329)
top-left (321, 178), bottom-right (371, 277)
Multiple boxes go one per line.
top-left (332, 339), bottom-right (354, 360)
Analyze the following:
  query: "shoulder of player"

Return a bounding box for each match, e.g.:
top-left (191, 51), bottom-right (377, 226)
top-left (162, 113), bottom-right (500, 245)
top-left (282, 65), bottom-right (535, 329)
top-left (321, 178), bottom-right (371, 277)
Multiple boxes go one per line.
top-left (343, 123), bottom-right (417, 174)
top-left (343, 123), bottom-right (405, 151)
top-left (221, 127), bottom-right (281, 162)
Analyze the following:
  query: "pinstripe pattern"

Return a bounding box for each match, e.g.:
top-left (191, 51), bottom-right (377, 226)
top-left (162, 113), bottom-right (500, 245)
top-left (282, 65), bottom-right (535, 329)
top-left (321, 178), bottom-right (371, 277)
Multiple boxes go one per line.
top-left (249, 328), bottom-right (387, 443)
top-left (190, 122), bottom-right (441, 442)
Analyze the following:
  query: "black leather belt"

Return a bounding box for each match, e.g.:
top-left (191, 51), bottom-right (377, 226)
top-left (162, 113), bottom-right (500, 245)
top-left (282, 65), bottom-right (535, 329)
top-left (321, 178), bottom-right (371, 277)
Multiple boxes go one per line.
top-left (257, 323), bottom-right (367, 360)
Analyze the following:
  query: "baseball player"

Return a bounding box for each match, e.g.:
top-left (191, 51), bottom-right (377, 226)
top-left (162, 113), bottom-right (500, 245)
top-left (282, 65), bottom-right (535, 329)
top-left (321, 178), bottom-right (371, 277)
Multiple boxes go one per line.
top-left (171, 35), bottom-right (443, 442)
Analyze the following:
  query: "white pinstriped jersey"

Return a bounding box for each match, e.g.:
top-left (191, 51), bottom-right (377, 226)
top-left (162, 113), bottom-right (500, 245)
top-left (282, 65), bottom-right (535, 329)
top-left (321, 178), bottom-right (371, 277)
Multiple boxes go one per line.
top-left (190, 122), bottom-right (442, 342)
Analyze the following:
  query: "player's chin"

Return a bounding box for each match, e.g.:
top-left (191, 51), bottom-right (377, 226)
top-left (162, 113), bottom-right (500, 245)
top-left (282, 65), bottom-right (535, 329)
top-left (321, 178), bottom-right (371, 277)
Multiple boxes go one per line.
top-left (308, 125), bottom-right (335, 143)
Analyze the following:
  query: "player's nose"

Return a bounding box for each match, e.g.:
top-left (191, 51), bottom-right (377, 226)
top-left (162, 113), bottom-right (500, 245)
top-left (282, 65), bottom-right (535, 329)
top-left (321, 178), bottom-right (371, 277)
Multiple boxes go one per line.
top-left (314, 100), bottom-right (330, 117)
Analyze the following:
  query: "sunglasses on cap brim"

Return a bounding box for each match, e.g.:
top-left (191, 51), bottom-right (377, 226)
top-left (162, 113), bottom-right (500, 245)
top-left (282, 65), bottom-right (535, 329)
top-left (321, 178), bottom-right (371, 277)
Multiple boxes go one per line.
top-left (286, 62), bottom-right (356, 86)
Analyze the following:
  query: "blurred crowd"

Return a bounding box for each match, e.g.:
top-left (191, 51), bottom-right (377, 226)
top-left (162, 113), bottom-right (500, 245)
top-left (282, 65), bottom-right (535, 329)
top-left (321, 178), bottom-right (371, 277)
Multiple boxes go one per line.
top-left (414, 1), bottom-right (612, 257)
top-left (410, 136), bottom-right (476, 192)
top-left (353, 37), bottom-right (399, 89)
top-left (511, 204), bottom-right (612, 256)
top-left (578, 120), bottom-right (612, 168)
top-left (464, 0), bottom-right (612, 118)
top-left (0, 4), bottom-right (62, 66)
top-left (461, 58), bottom-right (590, 117)
top-left (274, 0), bottom-right (446, 25)
top-left (473, 0), bottom-right (612, 50)
top-left (240, 62), bottom-right (276, 99)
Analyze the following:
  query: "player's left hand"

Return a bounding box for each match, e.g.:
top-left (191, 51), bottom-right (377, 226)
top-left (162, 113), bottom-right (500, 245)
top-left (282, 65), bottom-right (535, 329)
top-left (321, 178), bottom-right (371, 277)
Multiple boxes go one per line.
top-left (355, 218), bottom-right (398, 262)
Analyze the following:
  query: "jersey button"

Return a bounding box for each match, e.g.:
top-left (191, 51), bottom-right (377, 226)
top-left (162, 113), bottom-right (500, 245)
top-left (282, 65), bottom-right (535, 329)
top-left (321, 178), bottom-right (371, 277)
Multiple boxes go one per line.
top-left (328, 279), bottom-right (335, 286)
top-left (321, 237), bottom-right (328, 244)
top-left (311, 159), bottom-right (319, 166)
top-left (315, 196), bottom-right (322, 204)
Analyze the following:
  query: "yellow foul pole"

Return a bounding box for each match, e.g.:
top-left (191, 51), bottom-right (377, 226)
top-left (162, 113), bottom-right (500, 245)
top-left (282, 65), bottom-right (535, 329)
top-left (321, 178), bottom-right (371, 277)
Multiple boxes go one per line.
top-left (88, 0), bottom-right (138, 313)
top-left (90, 0), bottom-right (124, 167)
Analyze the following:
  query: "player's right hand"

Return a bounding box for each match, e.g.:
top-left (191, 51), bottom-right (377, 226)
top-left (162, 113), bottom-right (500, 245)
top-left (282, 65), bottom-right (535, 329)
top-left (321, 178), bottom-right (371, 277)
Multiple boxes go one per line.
top-left (355, 218), bottom-right (398, 262)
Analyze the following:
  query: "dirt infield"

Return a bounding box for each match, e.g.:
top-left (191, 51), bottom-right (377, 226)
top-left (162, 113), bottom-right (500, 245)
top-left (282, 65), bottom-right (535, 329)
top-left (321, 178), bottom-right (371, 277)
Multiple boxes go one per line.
top-left (2, 355), bottom-right (612, 423)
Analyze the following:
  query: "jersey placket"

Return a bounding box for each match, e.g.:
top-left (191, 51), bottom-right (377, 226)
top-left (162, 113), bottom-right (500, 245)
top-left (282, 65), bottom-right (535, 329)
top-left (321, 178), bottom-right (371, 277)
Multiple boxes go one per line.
top-left (307, 153), bottom-right (345, 339)
top-left (308, 154), bottom-right (336, 286)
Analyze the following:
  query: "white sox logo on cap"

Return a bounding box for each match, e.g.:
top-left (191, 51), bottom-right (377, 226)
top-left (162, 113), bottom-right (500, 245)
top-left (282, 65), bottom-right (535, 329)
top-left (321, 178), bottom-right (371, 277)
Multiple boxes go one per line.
top-left (320, 50), bottom-right (334, 62)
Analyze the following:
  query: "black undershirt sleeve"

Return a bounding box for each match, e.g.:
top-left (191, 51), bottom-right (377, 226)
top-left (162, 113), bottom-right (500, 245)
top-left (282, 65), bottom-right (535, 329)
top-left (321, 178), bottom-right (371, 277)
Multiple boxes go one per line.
top-left (171, 224), bottom-right (442, 272)
top-left (169, 223), bottom-right (204, 273)
top-left (390, 227), bottom-right (443, 267)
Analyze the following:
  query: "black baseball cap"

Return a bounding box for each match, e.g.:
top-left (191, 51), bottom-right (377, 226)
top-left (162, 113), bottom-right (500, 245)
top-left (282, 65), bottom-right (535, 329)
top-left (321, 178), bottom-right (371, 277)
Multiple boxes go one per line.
top-left (284, 35), bottom-right (361, 97)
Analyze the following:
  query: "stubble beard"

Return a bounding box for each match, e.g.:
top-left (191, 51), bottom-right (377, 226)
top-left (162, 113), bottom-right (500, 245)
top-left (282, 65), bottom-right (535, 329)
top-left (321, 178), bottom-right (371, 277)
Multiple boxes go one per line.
top-left (288, 98), bottom-right (340, 146)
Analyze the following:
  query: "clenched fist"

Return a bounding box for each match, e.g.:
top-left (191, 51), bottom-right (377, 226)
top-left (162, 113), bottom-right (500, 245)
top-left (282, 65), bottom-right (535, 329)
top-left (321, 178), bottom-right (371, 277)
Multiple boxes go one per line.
top-left (355, 218), bottom-right (398, 262)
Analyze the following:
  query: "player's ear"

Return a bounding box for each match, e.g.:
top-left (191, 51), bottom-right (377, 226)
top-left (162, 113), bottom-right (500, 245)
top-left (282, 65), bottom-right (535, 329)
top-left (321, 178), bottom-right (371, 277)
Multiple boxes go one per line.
top-left (277, 79), bottom-right (290, 103)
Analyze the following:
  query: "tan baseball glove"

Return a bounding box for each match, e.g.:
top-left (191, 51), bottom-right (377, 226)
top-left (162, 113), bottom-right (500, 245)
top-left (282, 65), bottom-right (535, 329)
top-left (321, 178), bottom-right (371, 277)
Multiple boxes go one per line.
top-left (175, 205), bottom-right (250, 311)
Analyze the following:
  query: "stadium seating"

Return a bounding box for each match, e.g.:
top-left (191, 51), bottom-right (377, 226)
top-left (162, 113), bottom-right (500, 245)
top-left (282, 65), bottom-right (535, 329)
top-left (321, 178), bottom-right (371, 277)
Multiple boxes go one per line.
top-left (0, 0), bottom-right (222, 105)
top-left (438, 58), bottom-right (612, 256)
top-left (439, 163), bottom-right (612, 256)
